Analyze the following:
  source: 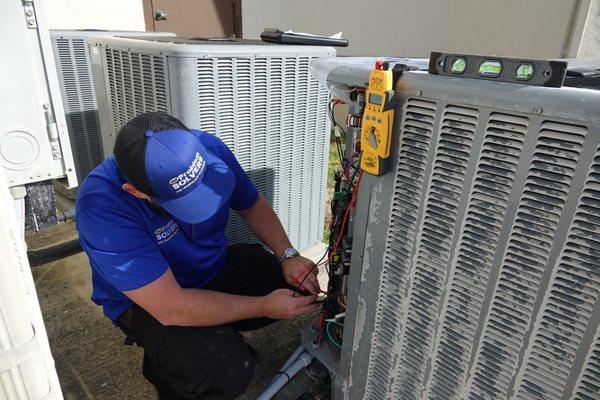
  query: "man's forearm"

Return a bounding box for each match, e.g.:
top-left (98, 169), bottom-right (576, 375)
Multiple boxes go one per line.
top-left (239, 195), bottom-right (292, 256)
top-left (163, 288), bottom-right (265, 327)
top-left (237, 195), bottom-right (320, 293)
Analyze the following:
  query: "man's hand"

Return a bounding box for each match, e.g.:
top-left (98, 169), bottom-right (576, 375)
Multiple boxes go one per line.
top-left (282, 256), bottom-right (320, 294)
top-left (262, 289), bottom-right (319, 319)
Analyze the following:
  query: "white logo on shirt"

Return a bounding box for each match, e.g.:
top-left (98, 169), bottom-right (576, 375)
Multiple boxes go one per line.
top-left (154, 220), bottom-right (179, 244)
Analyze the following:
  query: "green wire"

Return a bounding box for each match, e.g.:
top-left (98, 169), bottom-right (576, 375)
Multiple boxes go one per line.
top-left (326, 321), bottom-right (344, 348)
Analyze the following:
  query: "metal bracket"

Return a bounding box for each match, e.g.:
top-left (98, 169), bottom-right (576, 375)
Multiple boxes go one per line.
top-left (22, 0), bottom-right (37, 29)
top-left (43, 104), bottom-right (62, 160)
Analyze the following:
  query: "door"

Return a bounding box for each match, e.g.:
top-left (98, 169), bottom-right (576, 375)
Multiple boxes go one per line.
top-left (143, 0), bottom-right (242, 37)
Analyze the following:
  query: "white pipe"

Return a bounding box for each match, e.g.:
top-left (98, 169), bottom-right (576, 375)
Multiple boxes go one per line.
top-left (256, 352), bottom-right (313, 400)
top-left (264, 344), bottom-right (305, 387)
top-left (279, 345), bottom-right (305, 374)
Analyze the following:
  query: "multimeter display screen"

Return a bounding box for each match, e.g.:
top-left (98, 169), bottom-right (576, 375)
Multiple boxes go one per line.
top-left (369, 93), bottom-right (383, 105)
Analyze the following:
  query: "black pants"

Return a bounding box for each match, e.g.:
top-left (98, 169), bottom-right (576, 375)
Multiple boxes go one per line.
top-left (118, 244), bottom-right (293, 400)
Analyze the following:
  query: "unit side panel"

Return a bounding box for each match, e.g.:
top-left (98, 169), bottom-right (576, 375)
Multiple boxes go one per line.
top-left (362, 97), bottom-right (440, 399)
top-left (52, 36), bottom-right (102, 182)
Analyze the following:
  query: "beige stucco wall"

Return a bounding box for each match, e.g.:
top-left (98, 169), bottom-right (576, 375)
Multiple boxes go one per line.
top-left (242, 0), bottom-right (295, 39)
top-left (35, 0), bottom-right (600, 57)
top-left (291, 0), bottom-right (447, 57)
top-left (39, 0), bottom-right (145, 30)
top-left (243, 0), bottom-right (598, 58)
top-left (442, 0), bottom-right (581, 58)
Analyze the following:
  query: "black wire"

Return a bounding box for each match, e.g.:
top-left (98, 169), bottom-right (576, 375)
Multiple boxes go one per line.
top-left (334, 137), bottom-right (344, 165)
top-left (292, 246), bottom-right (329, 297)
top-left (329, 101), bottom-right (346, 165)
top-left (328, 101), bottom-right (347, 140)
top-left (349, 155), bottom-right (362, 184)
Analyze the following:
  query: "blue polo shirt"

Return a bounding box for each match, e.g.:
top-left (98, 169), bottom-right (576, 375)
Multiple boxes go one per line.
top-left (76, 130), bottom-right (259, 321)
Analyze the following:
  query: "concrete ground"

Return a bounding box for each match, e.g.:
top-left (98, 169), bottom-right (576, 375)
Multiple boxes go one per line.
top-left (29, 222), bottom-right (329, 399)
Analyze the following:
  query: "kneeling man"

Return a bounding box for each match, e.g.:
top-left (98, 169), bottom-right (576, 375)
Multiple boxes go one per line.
top-left (76, 112), bottom-right (319, 399)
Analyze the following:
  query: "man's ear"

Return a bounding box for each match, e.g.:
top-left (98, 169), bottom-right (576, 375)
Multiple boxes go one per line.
top-left (122, 183), bottom-right (151, 201)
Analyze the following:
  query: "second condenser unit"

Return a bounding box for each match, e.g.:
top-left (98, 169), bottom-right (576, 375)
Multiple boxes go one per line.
top-left (90, 36), bottom-right (335, 250)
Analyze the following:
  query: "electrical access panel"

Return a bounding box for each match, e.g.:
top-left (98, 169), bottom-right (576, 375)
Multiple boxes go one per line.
top-left (0, 1), bottom-right (76, 188)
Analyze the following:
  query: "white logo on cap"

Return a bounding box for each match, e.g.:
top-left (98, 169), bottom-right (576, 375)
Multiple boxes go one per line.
top-left (168, 152), bottom-right (206, 193)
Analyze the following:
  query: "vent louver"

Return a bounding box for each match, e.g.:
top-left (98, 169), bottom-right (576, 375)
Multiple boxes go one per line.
top-left (50, 31), bottom-right (176, 185)
top-left (104, 49), bottom-right (168, 132)
top-left (95, 39), bottom-right (333, 250)
top-left (52, 37), bottom-right (102, 182)
top-left (573, 324), bottom-right (600, 400)
top-left (392, 105), bottom-right (479, 399)
top-left (514, 140), bottom-right (599, 399)
top-left (467, 121), bottom-right (587, 400)
top-left (195, 57), bottom-right (328, 248)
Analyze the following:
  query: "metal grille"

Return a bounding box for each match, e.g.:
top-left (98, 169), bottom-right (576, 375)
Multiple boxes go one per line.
top-left (51, 32), bottom-right (174, 184)
top-left (359, 85), bottom-right (600, 399)
top-left (573, 324), bottom-right (600, 399)
top-left (104, 49), bottom-right (168, 133)
top-left (52, 37), bottom-right (102, 182)
top-left (392, 104), bottom-right (479, 399)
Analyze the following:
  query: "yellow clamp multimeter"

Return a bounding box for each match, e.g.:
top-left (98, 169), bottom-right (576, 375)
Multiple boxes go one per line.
top-left (360, 60), bottom-right (396, 176)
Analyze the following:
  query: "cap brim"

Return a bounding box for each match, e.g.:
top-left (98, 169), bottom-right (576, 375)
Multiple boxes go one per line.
top-left (154, 151), bottom-right (235, 224)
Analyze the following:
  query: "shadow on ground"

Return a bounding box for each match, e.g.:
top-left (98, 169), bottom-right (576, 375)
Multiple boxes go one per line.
top-left (32, 249), bottom-right (319, 399)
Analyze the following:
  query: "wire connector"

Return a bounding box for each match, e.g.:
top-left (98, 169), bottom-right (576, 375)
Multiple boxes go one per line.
top-left (334, 125), bottom-right (342, 138)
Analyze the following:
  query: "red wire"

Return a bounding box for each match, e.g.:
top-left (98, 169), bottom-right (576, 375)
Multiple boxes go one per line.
top-left (292, 276), bottom-right (329, 296)
top-left (313, 172), bottom-right (362, 344)
top-left (292, 171), bottom-right (363, 294)
top-left (316, 312), bottom-right (327, 344)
